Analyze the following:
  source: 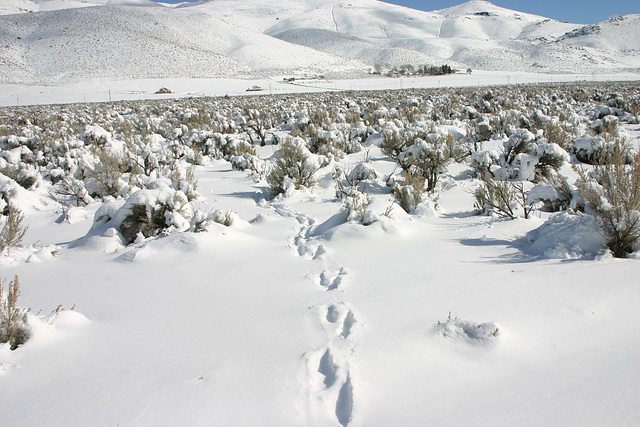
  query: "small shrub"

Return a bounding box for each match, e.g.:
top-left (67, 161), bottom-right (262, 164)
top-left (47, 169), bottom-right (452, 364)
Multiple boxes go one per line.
top-left (52, 176), bottom-right (91, 207)
top-left (528, 173), bottom-right (573, 212)
top-left (474, 179), bottom-right (532, 219)
top-left (503, 129), bottom-right (536, 166)
top-left (343, 189), bottom-right (376, 224)
top-left (334, 162), bottom-right (376, 200)
top-left (380, 126), bottom-right (408, 160)
top-left (267, 138), bottom-right (318, 196)
top-left (573, 135), bottom-right (632, 165)
top-left (434, 312), bottom-right (499, 342)
top-left (213, 210), bottom-right (234, 227)
top-left (576, 150), bottom-right (640, 258)
top-left (0, 275), bottom-right (30, 350)
top-left (534, 143), bottom-right (569, 182)
top-left (0, 207), bottom-right (28, 253)
top-left (470, 150), bottom-right (499, 180)
top-left (229, 153), bottom-right (266, 177)
top-left (170, 165), bottom-right (199, 202)
top-left (542, 121), bottom-right (574, 151)
top-left (400, 135), bottom-right (450, 192)
top-left (394, 171), bottom-right (424, 213)
top-left (87, 149), bottom-right (126, 197)
top-left (120, 203), bottom-right (170, 244)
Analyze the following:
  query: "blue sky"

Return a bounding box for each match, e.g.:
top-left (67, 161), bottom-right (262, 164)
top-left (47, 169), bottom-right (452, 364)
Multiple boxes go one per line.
top-left (154, 1), bottom-right (638, 25)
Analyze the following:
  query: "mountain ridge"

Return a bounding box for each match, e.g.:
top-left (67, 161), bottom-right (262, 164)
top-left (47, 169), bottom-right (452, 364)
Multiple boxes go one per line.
top-left (0, 0), bottom-right (638, 85)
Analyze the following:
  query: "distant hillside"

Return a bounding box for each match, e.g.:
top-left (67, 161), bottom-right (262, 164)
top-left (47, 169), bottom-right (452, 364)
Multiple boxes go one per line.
top-left (0, 0), bottom-right (638, 84)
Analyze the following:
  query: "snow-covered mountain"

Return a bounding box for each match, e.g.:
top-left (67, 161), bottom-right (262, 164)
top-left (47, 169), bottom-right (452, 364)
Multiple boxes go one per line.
top-left (0, 0), bottom-right (638, 84)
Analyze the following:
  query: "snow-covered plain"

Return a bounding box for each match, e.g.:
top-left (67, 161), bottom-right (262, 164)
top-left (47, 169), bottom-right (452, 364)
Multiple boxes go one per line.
top-left (1, 80), bottom-right (639, 426)
top-left (2, 70), bottom-right (640, 107)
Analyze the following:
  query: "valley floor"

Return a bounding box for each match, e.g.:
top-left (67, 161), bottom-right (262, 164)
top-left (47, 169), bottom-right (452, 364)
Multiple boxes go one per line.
top-left (2, 70), bottom-right (640, 107)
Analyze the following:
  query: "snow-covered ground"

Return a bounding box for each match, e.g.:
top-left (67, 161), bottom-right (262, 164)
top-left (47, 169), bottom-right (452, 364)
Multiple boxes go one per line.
top-left (2, 70), bottom-right (640, 107)
top-left (1, 81), bottom-right (639, 426)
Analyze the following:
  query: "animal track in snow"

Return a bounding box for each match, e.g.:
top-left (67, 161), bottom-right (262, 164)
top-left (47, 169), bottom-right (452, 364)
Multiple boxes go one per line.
top-left (318, 348), bottom-right (339, 388)
top-left (312, 346), bottom-right (354, 427)
top-left (326, 304), bottom-right (340, 323)
top-left (336, 375), bottom-right (354, 427)
top-left (341, 310), bottom-right (356, 339)
top-left (324, 303), bottom-right (357, 339)
top-left (319, 267), bottom-right (347, 291)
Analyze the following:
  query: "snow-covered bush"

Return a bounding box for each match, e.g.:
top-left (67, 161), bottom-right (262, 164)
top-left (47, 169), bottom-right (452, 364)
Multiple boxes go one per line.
top-left (0, 275), bottom-right (29, 350)
top-left (503, 129), bottom-right (536, 168)
top-left (213, 209), bottom-right (235, 227)
top-left (393, 171), bottom-right (425, 213)
top-left (576, 150), bottom-right (640, 258)
top-left (527, 173), bottom-right (573, 212)
top-left (383, 128), bottom-right (450, 193)
top-left (474, 178), bottom-right (532, 219)
top-left (229, 153), bottom-right (266, 176)
top-left (470, 149), bottom-right (500, 180)
top-left (573, 134), bottom-right (632, 165)
top-left (102, 179), bottom-right (194, 245)
top-left (267, 138), bottom-right (318, 196)
top-left (343, 189), bottom-right (377, 225)
top-left (333, 161), bottom-right (378, 224)
top-left (190, 209), bottom-right (236, 232)
top-left (380, 123), bottom-right (408, 160)
top-left (334, 161), bottom-right (377, 199)
top-left (541, 120), bottom-right (574, 151)
top-left (434, 312), bottom-right (499, 343)
top-left (85, 148), bottom-right (127, 198)
top-left (52, 176), bottom-right (92, 207)
top-left (0, 207), bottom-right (28, 253)
top-left (169, 165), bottom-right (199, 202)
top-left (533, 143), bottom-right (570, 181)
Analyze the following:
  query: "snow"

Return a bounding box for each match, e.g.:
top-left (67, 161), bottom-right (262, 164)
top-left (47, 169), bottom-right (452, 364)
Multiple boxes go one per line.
top-left (0, 1), bottom-right (639, 425)
top-left (526, 211), bottom-right (607, 259)
top-left (2, 70), bottom-right (640, 107)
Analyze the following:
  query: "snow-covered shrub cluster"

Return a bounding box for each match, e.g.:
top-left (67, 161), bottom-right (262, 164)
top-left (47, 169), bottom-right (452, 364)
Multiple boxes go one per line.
top-left (0, 81), bottom-right (638, 255)
top-left (575, 148), bottom-right (640, 258)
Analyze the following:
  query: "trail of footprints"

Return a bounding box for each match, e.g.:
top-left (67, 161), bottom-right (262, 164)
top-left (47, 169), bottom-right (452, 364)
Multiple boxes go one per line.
top-left (308, 266), bottom-right (357, 425)
top-left (308, 302), bottom-right (357, 426)
top-left (275, 204), bottom-right (358, 425)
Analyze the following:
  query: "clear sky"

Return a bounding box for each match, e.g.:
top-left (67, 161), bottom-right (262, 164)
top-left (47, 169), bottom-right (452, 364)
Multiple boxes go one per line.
top-left (155, 0), bottom-right (639, 25)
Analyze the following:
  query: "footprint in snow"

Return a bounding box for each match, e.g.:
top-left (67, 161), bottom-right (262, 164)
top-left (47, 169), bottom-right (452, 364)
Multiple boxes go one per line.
top-left (336, 375), bottom-right (354, 427)
top-left (319, 267), bottom-right (347, 291)
top-left (318, 348), bottom-right (339, 388)
top-left (324, 303), bottom-right (357, 339)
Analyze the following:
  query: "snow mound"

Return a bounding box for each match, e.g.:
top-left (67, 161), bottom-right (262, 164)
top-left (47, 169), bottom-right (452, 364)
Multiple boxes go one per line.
top-left (1, 308), bottom-right (89, 375)
top-left (526, 211), bottom-right (607, 259)
top-left (433, 313), bottom-right (500, 344)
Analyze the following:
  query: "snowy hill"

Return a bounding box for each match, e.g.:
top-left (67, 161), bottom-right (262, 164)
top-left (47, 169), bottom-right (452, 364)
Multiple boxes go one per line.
top-left (0, 0), bottom-right (638, 84)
